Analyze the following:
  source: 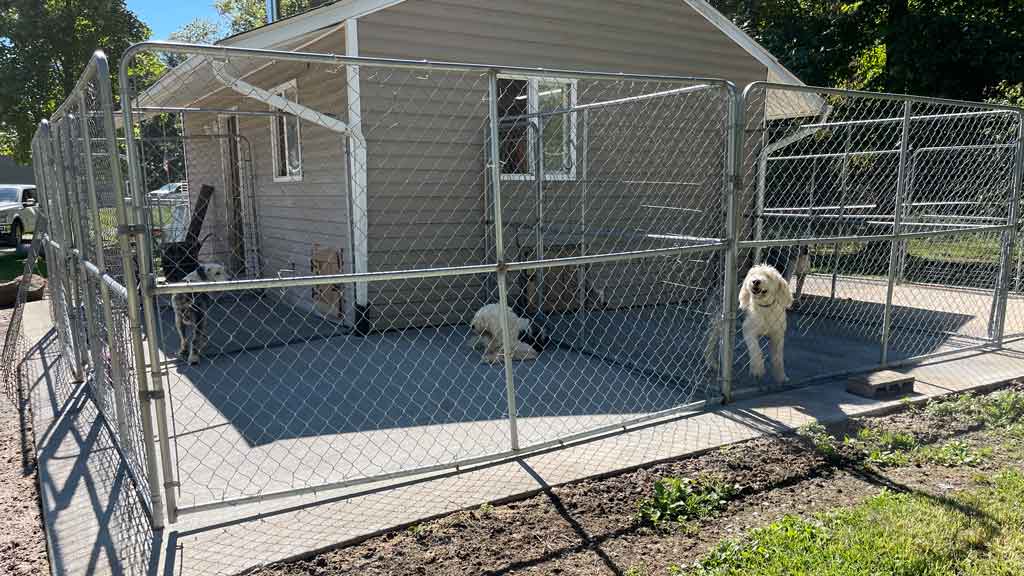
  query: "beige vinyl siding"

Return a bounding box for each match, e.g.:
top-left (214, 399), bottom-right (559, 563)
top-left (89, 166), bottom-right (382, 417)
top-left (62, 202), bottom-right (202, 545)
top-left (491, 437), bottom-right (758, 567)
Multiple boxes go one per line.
top-left (181, 113), bottom-right (229, 263)
top-left (185, 31), bottom-right (353, 314)
top-left (356, 0), bottom-right (760, 329)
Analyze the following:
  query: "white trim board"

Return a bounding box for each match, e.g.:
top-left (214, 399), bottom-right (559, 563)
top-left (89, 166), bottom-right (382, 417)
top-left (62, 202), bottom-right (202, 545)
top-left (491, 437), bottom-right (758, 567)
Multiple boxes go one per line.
top-left (681, 0), bottom-right (804, 87)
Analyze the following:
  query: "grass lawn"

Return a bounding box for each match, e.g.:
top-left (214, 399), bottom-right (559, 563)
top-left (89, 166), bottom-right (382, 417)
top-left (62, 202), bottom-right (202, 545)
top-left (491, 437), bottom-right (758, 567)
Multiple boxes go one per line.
top-left (686, 469), bottom-right (1024, 576)
top-left (0, 239), bottom-right (47, 283)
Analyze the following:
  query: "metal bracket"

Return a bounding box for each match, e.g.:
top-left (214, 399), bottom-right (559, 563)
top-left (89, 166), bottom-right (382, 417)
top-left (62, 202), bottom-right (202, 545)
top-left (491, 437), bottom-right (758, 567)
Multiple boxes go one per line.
top-left (116, 224), bottom-right (147, 236)
top-left (139, 389), bottom-right (165, 401)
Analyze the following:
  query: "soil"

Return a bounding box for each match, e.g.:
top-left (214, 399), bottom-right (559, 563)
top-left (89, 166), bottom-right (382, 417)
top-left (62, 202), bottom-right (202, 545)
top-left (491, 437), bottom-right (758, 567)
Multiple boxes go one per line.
top-left (250, 384), bottom-right (1024, 576)
top-left (0, 310), bottom-right (50, 576)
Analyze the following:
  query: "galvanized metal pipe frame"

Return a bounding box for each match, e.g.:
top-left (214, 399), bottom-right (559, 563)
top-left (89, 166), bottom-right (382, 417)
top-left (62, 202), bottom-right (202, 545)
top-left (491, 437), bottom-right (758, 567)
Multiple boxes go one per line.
top-left (29, 44), bottom-right (1020, 523)
top-left (45, 52), bottom-right (171, 528)
top-left (880, 101), bottom-right (913, 365)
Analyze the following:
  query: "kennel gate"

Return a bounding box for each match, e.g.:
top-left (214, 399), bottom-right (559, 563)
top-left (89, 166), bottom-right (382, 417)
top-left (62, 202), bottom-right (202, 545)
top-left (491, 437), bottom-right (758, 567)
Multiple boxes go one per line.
top-left (741, 82), bottom-right (1023, 383)
top-left (28, 42), bottom-right (1024, 529)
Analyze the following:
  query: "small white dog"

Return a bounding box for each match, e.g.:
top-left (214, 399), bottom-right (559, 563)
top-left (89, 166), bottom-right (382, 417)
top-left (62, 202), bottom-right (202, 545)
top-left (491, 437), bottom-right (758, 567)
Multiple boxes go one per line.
top-left (469, 303), bottom-right (539, 364)
top-left (739, 264), bottom-right (793, 384)
top-left (171, 262), bottom-right (227, 365)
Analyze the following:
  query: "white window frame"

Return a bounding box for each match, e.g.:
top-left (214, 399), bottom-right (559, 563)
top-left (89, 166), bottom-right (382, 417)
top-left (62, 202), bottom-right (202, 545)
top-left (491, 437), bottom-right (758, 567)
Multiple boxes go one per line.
top-left (498, 76), bottom-right (577, 182)
top-left (269, 79), bottom-right (303, 182)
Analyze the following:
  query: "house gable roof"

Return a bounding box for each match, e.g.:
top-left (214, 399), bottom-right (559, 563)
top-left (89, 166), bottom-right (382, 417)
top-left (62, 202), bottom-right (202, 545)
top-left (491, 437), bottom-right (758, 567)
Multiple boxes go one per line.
top-left (219, 0), bottom-right (805, 88)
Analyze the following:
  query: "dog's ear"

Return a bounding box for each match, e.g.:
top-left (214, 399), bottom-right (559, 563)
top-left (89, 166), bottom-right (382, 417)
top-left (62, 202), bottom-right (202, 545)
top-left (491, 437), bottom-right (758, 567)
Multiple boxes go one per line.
top-left (738, 281), bottom-right (751, 311)
top-left (776, 269), bottom-right (794, 309)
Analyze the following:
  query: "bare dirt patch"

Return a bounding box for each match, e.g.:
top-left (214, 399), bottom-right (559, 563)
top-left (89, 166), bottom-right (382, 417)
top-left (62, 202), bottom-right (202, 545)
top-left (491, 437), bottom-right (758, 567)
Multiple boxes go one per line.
top-left (249, 385), bottom-right (1024, 576)
top-left (0, 310), bottom-right (50, 576)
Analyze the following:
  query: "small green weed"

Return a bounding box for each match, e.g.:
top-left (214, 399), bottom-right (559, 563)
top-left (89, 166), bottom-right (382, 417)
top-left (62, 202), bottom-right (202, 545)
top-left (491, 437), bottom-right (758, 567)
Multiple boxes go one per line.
top-left (924, 389), bottom-right (1024, 428)
top-left (982, 389), bottom-right (1024, 427)
top-left (797, 423), bottom-right (839, 460)
top-left (637, 476), bottom-right (740, 527)
top-left (915, 440), bottom-right (992, 467)
top-left (407, 523), bottom-right (430, 538)
top-left (843, 426), bottom-right (918, 467)
top-left (624, 565), bottom-right (648, 576)
top-left (477, 502), bottom-right (495, 517)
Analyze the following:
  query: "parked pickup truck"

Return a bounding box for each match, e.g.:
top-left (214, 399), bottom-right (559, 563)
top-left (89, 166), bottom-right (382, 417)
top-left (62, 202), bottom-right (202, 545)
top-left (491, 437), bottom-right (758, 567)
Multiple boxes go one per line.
top-left (0, 184), bottom-right (38, 246)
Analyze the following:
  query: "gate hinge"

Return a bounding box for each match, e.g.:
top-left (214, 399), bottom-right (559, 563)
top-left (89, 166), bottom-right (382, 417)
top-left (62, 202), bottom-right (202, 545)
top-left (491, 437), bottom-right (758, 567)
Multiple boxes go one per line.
top-left (164, 481), bottom-right (181, 489)
top-left (116, 224), bottom-right (147, 236)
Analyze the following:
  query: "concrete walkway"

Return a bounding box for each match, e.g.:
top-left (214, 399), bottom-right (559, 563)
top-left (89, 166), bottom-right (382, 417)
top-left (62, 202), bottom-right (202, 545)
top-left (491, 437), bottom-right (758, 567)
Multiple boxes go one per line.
top-left (21, 299), bottom-right (1024, 576)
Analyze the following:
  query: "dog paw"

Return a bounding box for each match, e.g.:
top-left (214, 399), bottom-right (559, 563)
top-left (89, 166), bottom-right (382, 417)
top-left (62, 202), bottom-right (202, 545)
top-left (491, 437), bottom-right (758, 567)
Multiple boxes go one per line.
top-left (188, 354), bottom-right (200, 365)
top-left (773, 372), bottom-right (789, 385)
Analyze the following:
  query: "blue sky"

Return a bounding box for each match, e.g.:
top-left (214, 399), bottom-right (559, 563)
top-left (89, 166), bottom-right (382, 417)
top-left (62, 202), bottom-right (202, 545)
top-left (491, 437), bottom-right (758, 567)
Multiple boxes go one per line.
top-left (127, 0), bottom-right (221, 40)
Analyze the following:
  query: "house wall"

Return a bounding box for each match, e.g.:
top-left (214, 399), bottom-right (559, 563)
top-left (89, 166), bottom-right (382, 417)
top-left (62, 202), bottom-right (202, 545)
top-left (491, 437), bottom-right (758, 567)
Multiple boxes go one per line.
top-left (181, 33), bottom-right (352, 315)
top-left (354, 0), bottom-right (768, 329)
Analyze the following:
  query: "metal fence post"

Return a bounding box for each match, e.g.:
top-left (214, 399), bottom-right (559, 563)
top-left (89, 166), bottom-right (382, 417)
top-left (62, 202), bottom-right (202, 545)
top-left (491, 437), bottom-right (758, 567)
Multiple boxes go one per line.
top-left (881, 100), bottom-right (913, 365)
top-left (50, 122), bottom-right (88, 383)
top-left (77, 92), bottom-right (133, 450)
top-left (115, 50), bottom-right (180, 524)
top-left (721, 84), bottom-right (742, 402)
top-left (487, 70), bottom-right (520, 450)
top-left (992, 112), bottom-right (1024, 345)
top-left (94, 52), bottom-right (169, 529)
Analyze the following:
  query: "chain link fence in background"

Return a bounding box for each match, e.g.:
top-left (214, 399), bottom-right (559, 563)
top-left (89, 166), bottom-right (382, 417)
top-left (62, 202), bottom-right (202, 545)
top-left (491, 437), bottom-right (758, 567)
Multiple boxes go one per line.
top-left (17, 42), bottom-right (1024, 531)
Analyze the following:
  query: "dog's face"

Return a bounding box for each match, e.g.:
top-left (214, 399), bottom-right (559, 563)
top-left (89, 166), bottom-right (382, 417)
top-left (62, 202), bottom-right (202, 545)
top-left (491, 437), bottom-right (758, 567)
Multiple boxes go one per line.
top-left (739, 264), bottom-right (792, 311)
top-left (196, 263), bottom-right (227, 282)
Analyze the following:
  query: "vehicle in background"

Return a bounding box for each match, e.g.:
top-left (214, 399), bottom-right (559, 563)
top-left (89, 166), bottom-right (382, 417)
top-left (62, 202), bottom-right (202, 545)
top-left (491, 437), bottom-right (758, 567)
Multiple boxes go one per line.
top-left (147, 181), bottom-right (188, 199)
top-left (0, 185), bottom-right (38, 246)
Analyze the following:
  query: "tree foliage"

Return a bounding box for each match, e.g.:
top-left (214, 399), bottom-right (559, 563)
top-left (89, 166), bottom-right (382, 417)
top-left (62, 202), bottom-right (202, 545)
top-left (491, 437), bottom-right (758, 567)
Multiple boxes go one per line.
top-left (0, 0), bottom-right (151, 163)
top-left (214, 0), bottom-right (333, 36)
top-left (711, 0), bottom-right (1024, 101)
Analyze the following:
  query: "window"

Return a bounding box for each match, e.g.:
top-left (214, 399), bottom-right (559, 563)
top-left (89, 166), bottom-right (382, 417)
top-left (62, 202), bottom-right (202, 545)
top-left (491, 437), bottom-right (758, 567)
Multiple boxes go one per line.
top-left (498, 77), bottom-right (577, 180)
top-left (22, 188), bottom-right (35, 205)
top-left (270, 80), bottom-right (302, 181)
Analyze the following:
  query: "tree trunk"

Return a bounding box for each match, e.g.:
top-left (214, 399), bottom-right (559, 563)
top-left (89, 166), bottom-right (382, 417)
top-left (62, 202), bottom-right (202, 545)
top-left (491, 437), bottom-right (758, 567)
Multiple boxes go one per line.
top-left (885, 0), bottom-right (910, 93)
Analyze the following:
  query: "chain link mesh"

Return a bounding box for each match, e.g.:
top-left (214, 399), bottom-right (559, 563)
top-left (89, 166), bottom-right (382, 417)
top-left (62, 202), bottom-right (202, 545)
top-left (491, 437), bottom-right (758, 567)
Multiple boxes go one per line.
top-left (738, 84), bottom-right (1021, 389)
top-left (27, 42), bottom-right (1024, 522)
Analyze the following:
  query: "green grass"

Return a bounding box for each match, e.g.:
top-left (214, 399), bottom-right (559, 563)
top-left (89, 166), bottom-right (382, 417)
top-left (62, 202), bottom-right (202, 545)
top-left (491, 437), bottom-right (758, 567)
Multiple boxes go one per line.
top-left (0, 238), bottom-right (47, 282)
top-left (686, 469), bottom-right (1024, 576)
top-left (907, 235), bottom-right (1001, 264)
top-left (637, 476), bottom-right (740, 527)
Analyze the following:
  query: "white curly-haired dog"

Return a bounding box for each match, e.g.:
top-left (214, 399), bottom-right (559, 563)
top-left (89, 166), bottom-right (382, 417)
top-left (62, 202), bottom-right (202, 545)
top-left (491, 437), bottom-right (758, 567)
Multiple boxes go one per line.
top-left (469, 303), bottom-right (539, 364)
top-left (171, 262), bottom-right (226, 365)
top-left (739, 263), bottom-right (793, 384)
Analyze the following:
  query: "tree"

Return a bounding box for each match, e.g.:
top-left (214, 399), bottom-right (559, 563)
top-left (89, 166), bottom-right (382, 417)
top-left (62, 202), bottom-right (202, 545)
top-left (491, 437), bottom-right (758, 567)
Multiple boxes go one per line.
top-left (165, 18), bottom-right (223, 67)
top-left (0, 0), bottom-right (151, 163)
top-left (711, 0), bottom-right (1024, 102)
top-left (214, 0), bottom-right (333, 36)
